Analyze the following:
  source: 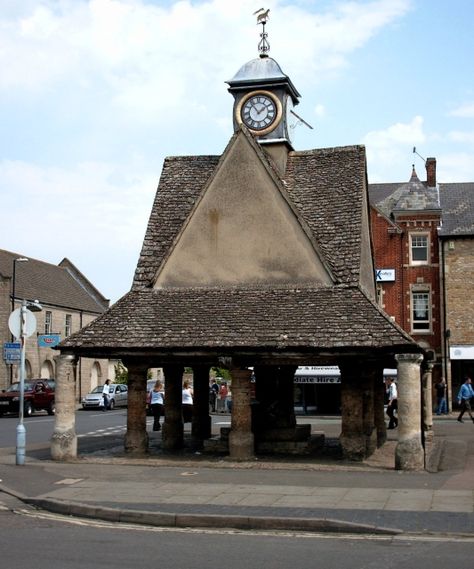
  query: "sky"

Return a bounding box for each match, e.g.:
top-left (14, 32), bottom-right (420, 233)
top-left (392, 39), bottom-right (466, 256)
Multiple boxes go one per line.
top-left (1, 0), bottom-right (474, 304)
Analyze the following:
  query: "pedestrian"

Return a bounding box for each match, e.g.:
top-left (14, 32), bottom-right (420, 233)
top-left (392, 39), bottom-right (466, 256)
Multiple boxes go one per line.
top-left (102, 379), bottom-right (111, 411)
top-left (218, 382), bottom-right (228, 413)
top-left (434, 378), bottom-right (448, 415)
top-left (209, 380), bottom-right (218, 413)
top-left (182, 380), bottom-right (193, 423)
top-left (456, 376), bottom-right (474, 423)
top-left (386, 377), bottom-right (398, 429)
top-left (150, 380), bottom-right (164, 431)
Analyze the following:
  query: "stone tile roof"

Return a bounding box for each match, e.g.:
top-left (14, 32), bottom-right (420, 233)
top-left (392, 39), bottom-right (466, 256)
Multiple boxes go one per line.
top-left (439, 183), bottom-right (474, 236)
top-left (372, 169), bottom-right (440, 218)
top-left (60, 285), bottom-right (416, 353)
top-left (284, 145), bottom-right (366, 284)
top-left (0, 249), bottom-right (108, 314)
top-left (59, 134), bottom-right (418, 356)
top-left (133, 139), bottom-right (367, 289)
top-left (369, 180), bottom-right (474, 237)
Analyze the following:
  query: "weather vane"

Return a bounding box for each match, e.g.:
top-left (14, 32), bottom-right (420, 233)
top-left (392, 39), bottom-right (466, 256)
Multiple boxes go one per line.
top-left (253, 8), bottom-right (270, 56)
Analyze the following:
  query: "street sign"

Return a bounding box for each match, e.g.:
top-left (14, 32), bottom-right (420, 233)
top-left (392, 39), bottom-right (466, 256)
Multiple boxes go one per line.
top-left (38, 334), bottom-right (61, 348)
top-left (375, 269), bottom-right (395, 282)
top-left (3, 342), bottom-right (21, 363)
top-left (8, 308), bottom-right (37, 339)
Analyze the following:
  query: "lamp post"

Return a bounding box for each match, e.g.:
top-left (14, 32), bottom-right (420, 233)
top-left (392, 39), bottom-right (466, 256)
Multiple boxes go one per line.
top-left (11, 257), bottom-right (29, 314)
top-left (12, 299), bottom-right (42, 465)
top-left (10, 258), bottom-right (28, 385)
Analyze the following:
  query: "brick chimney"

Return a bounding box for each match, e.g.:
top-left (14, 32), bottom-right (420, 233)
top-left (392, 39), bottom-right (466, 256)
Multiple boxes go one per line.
top-left (426, 157), bottom-right (436, 187)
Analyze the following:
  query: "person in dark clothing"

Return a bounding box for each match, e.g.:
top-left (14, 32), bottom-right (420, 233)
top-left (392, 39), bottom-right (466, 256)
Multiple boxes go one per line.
top-left (434, 378), bottom-right (448, 415)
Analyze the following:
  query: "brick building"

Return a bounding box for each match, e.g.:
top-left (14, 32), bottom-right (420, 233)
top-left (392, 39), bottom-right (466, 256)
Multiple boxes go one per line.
top-left (369, 163), bottom-right (474, 408)
top-left (438, 183), bottom-right (474, 406)
top-left (369, 161), bottom-right (442, 377)
top-left (0, 249), bottom-right (112, 399)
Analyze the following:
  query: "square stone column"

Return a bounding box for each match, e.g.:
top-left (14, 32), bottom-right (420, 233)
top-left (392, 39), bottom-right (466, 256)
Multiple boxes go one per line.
top-left (395, 353), bottom-right (424, 471)
top-left (51, 355), bottom-right (78, 461)
top-left (374, 367), bottom-right (387, 448)
top-left (123, 360), bottom-right (149, 456)
top-left (339, 362), bottom-right (365, 461)
top-left (162, 365), bottom-right (184, 450)
top-left (191, 365), bottom-right (212, 446)
top-left (229, 367), bottom-right (254, 460)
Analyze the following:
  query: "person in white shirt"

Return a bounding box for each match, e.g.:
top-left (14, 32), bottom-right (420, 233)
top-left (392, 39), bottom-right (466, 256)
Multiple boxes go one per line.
top-left (385, 378), bottom-right (398, 429)
top-left (182, 380), bottom-right (193, 423)
top-left (102, 379), bottom-right (111, 412)
top-left (150, 380), bottom-right (164, 431)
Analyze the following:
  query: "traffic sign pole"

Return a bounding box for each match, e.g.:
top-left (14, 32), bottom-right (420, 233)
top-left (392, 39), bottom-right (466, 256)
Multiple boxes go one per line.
top-left (16, 302), bottom-right (27, 465)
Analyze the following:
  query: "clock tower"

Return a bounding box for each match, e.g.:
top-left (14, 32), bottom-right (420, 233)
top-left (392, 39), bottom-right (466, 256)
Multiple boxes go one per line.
top-left (226, 12), bottom-right (300, 151)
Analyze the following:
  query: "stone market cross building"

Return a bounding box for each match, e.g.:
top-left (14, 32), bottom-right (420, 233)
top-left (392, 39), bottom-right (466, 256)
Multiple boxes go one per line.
top-left (53, 30), bottom-right (427, 470)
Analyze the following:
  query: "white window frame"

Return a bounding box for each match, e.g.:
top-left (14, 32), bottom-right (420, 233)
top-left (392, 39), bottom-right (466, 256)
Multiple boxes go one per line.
top-left (409, 233), bottom-right (429, 265)
top-left (65, 314), bottom-right (72, 337)
top-left (44, 311), bottom-right (53, 334)
top-left (410, 288), bottom-right (431, 333)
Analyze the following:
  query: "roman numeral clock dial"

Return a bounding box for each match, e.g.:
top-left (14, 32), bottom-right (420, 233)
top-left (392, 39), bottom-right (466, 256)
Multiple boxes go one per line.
top-left (237, 90), bottom-right (282, 136)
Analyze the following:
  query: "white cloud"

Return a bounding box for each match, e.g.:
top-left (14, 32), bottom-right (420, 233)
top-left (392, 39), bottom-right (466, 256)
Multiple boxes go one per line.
top-left (362, 115), bottom-right (426, 181)
top-left (0, 0), bottom-right (412, 119)
top-left (0, 0), bottom-right (427, 300)
top-left (447, 130), bottom-right (474, 144)
top-left (448, 102), bottom-right (474, 118)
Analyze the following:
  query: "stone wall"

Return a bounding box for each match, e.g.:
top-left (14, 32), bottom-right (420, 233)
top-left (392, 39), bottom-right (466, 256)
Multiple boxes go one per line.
top-left (444, 238), bottom-right (474, 345)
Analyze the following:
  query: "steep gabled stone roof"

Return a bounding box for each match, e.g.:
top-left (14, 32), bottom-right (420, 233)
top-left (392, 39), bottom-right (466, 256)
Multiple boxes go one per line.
top-left (59, 131), bottom-right (417, 358)
top-left (375, 168), bottom-right (440, 218)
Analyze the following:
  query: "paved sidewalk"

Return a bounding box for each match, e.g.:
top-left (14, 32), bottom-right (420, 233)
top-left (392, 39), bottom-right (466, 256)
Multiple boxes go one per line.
top-left (0, 416), bottom-right (473, 536)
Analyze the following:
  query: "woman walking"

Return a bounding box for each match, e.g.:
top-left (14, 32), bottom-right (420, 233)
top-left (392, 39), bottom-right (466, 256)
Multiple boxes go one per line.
top-left (150, 380), bottom-right (164, 431)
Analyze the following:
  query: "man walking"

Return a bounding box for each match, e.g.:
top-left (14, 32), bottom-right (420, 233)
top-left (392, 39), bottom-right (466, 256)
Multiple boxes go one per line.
top-left (456, 376), bottom-right (474, 423)
top-left (102, 379), bottom-right (111, 411)
top-left (386, 377), bottom-right (398, 429)
top-left (435, 378), bottom-right (448, 415)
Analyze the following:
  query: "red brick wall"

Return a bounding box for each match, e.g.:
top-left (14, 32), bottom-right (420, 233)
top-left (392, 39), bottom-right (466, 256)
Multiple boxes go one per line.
top-left (370, 207), bottom-right (442, 358)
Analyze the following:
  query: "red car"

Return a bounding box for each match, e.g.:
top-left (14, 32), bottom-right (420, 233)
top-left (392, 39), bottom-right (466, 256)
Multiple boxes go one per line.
top-left (0, 379), bottom-right (55, 417)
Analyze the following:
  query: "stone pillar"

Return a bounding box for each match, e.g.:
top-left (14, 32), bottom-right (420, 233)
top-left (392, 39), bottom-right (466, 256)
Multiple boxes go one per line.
top-left (339, 361), bottom-right (365, 461)
top-left (422, 362), bottom-right (434, 433)
top-left (192, 365), bottom-right (212, 446)
top-left (162, 365), bottom-right (184, 450)
top-left (254, 365), bottom-right (297, 432)
top-left (422, 362), bottom-right (434, 452)
top-left (362, 366), bottom-right (377, 457)
top-left (229, 367), bottom-right (254, 460)
top-left (123, 360), bottom-right (149, 456)
top-left (374, 368), bottom-right (387, 448)
top-left (395, 353), bottom-right (424, 471)
top-left (51, 354), bottom-right (78, 461)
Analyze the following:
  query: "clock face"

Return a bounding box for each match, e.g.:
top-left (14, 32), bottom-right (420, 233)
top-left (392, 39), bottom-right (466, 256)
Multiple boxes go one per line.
top-left (240, 92), bottom-right (279, 132)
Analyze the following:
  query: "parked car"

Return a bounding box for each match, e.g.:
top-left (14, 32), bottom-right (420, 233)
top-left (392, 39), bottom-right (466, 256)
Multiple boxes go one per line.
top-left (0, 379), bottom-right (56, 417)
top-left (82, 384), bottom-right (128, 410)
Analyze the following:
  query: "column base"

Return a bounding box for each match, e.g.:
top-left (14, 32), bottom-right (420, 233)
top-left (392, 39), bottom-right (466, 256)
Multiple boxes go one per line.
top-left (124, 430), bottom-right (149, 455)
top-left (50, 430), bottom-right (77, 460)
top-left (395, 437), bottom-right (424, 470)
top-left (340, 433), bottom-right (366, 461)
top-left (162, 423), bottom-right (184, 450)
top-left (229, 431), bottom-right (254, 460)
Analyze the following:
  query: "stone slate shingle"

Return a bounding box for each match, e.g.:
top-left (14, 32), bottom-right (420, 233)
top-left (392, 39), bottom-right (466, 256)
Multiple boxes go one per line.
top-left (61, 285), bottom-right (414, 352)
top-left (439, 183), bottom-right (474, 236)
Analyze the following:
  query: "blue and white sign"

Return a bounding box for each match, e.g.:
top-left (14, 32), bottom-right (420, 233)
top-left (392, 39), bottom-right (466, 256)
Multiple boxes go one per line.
top-left (37, 334), bottom-right (61, 348)
top-left (3, 342), bottom-right (21, 363)
top-left (376, 269), bottom-right (395, 282)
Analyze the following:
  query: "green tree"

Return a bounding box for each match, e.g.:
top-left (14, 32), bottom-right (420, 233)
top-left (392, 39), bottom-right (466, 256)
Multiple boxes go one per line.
top-left (114, 361), bottom-right (128, 384)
